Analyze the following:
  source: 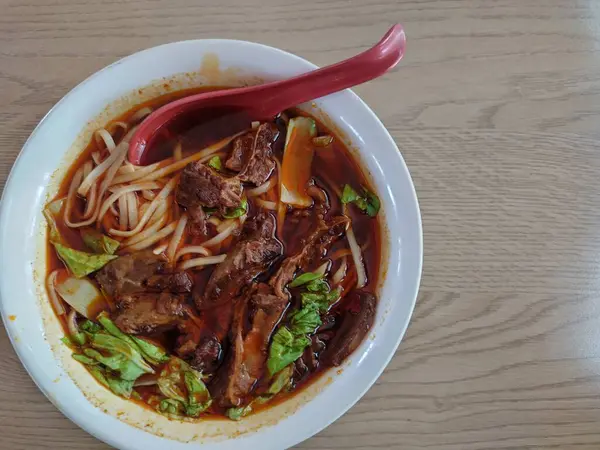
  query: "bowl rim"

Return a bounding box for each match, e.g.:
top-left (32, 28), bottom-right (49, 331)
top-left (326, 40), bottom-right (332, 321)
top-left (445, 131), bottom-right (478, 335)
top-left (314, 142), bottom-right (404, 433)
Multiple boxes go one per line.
top-left (0, 38), bottom-right (423, 449)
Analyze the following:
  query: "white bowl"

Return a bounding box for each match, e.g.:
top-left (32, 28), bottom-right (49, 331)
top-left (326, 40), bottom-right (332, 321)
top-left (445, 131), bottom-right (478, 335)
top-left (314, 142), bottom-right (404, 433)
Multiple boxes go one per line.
top-left (0, 39), bottom-right (422, 449)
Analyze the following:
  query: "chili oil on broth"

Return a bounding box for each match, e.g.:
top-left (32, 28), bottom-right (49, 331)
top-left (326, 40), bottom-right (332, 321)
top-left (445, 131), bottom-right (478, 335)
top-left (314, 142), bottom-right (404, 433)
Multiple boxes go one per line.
top-left (40, 85), bottom-right (383, 440)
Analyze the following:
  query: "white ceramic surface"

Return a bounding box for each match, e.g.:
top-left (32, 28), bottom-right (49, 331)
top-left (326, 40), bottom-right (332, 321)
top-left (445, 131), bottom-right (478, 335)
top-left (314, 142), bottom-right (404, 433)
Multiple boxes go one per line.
top-left (0, 40), bottom-right (422, 449)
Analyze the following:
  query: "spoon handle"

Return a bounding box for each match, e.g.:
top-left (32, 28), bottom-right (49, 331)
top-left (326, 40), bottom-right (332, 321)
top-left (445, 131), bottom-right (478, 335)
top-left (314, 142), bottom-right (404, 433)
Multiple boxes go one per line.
top-left (252, 24), bottom-right (406, 118)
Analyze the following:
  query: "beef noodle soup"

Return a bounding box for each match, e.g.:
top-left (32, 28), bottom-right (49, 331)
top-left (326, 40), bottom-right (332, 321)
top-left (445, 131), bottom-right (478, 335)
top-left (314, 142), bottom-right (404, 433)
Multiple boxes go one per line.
top-left (44, 88), bottom-right (382, 420)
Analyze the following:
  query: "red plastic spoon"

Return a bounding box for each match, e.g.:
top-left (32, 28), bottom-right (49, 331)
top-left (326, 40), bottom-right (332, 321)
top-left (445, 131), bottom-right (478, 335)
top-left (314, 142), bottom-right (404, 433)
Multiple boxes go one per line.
top-left (128, 24), bottom-right (406, 165)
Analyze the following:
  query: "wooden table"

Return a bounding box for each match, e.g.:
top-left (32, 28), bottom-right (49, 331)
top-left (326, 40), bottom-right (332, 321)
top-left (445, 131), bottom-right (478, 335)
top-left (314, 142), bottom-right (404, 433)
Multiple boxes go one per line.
top-left (2, 0), bottom-right (600, 448)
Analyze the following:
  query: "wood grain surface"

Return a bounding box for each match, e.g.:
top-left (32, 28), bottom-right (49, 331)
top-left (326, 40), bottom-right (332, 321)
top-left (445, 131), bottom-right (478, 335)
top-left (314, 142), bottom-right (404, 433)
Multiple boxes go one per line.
top-left (2, 0), bottom-right (600, 448)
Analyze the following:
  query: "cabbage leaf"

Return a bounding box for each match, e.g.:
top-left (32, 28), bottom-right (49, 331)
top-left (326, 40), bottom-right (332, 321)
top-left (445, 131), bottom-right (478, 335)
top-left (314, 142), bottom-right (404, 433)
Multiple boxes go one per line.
top-left (81, 229), bottom-right (120, 254)
top-left (53, 243), bottom-right (117, 278)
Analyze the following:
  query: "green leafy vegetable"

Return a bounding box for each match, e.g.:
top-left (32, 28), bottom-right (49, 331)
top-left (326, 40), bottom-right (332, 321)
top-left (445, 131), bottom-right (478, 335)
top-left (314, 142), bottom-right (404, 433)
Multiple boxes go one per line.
top-left (184, 371), bottom-right (212, 416)
top-left (340, 184), bottom-right (380, 217)
top-left (130, 336), bottom-right (170, 365)
top-left (71, 331), bottom-right (87, 346)
top-left (61, 336), bottom-right (77, 349)
top-left (89, 333), bottom-right (154, 380)
top-left (52, 243), bottom-right (118, 278)
top-left (159, 398), bottom-right (185, 416)
top-left (72, 353), bottom-right (98, 365)
top-left (106, 377), bottom-right (135, 399)
top-left (185, 400), bottom-right (211, 417)
top-left (67, 313), bottom-right (213, 411)
top-left (86, 364), bottom-right (135, 398)
top-left (226, 396), bottom-right (273, 420)
top-left (226, 404), bottom-right (253, 421)
top-left (69, 316), bottom-right (150, 399)
top-left (80, 320), bottom-right (102, 334)
top-left (327, 287), bottom-right (342, 304)
top-left (97, 312), bottom-right (169, 365)
top-left (267, 273), bottom-right (341, 375)
top-left (226, 391), bottom-right (275, 421)
top-left (222, 198), bottom-right (248, 219)
top-left (301, 287), bottom-right (341, 313)
top-left (157, 357), bottom-right (212, 418)
top-left (363, 188), bottom-right (380, 217)
top-left (87, 366), bottom-right (110, 388)
top-left (289, 271), bottom-right (323, 288)
top-left (299, 276), bottom-right (340, 313)
top-left (341, 184), bottom-right (362, 204)
top-left (83, 347), bottom-right (122, 369)
top-left (97, 312), bottom-right (131, 340)
top-left (267, 326), bottom-right (311, 376)
top-left (267, 364), bottom-right (294, 395)
top-left (299, 292), bottom-right (325, 309)
top-left (288, 307), bottom-right (322, 336)
top-left (158, 364), bottom-right (187, 404)
top-left (207, 155), bottom-right (223, 171)
top-left (81, 229), bottom-right (120, 254)
top-left (68, 313), bottom-right (211, 414)
top-left (305, 278), bottom-right (329, 293)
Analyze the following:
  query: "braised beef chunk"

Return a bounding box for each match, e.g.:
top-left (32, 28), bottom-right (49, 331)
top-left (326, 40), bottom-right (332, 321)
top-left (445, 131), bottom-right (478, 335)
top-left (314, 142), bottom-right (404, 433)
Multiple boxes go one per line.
top-left (301, 335), bottom-right (325, 373)
top-left (210, 297), bottom-right (248, 404)
top-left (243, 211), bottom-right (278, 237)
top-left (113, 292), bottom-right (186, 334)
top-left (237, 123), bottom-right (278, 185)
top-left (146, 271), bottom-right (193, 293)
top-left (176, 302), bottom-right (234, 374)
top-left (97, 251), bottom-right (195, 335)
top-left (187, 203), bottom-right (208, 236)
top-left (175, 318), bottom-right (202, 358)
top-left (96, 251), bottom-right (193, 296)
top-left (308, 215), bottom-right (350, 263)
top-left (95, 251), bottom-right (167, 298)
top-left (270, 216), bottom-right (349, 298)
top-left (322, 291), bottom-right (376, 366)
top-left (252, 284), bottom-right (286, 311)
top-left (306, 185), bottom-right (329, 208)
top-left (191, 335), bottom-right (223, 373)
top-left (176, 161), bottom-right (243, 212)
top-left (213, 284), bottom-right (287, 407)
top-left (197, 214), bottom-right (283, 310)
top-left (294, 355), bottom-right (309, 380)
top-left (226, 133), bottom-right (253, 172)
